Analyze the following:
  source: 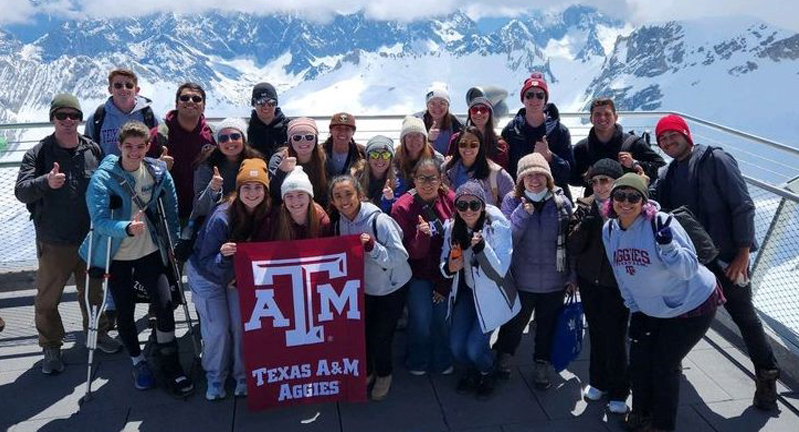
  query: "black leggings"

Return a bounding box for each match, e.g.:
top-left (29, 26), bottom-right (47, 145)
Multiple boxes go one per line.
top-left (108, 251), bottom-right (175, 357)
top-left (364, 286), bottom-right (408, 377)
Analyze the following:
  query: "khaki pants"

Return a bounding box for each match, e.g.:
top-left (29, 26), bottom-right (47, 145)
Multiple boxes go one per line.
top-left (36, 241), bottom-right (109, 348)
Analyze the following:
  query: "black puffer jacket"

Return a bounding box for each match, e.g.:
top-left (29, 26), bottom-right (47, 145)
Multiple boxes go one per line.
top-left (247, 108), bottom-right (289, 159)
top-left (567, 195), bottom-right (617, 288)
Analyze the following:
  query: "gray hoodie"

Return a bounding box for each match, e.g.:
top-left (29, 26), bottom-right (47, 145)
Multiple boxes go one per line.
top-left (335, 202), bottom-right (412, 296)
top-left (84, 96), bottom-right (159, 157)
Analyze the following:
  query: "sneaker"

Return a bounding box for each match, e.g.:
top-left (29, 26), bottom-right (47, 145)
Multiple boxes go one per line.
top-left (533, 360), bottom-right (551, 390)
top-left (158, 342), bottom-right (195, 398)
top-left (408, 369), bottom-right (427, 376)
top-left (753, 368), bottom-right (780, 411)
top-left (205, 381), bottom-right (227, 401)
top-left (495, 352), bottom-right (512, 379)
top-left (234, 379), bottom-right (248, 397)
top-left (366, 374), bottom-right (375, 388)
top-left (41, 347), bottom-right (65, 374)
top-left (584, 385), bottom-right (607, 401)
top-left (475, 373), bottom-right (496, 400)
top-left (608, 400), bottom-right (630, 414)
top-left (441, 366), bottom-right (455, 375)
top-left (456, 370), bottom-right (478, 394)
top-left (370, 375), bottom-right (392, 401)
top-left (95, 332), bottom-right (123, 354)
top-left (132, 361), bottom-right (156, 390)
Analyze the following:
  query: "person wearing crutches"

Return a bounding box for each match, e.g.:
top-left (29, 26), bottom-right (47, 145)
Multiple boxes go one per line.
top-left (15, 93), bottom-right (121, 376)
top-left (80, 121), bottom-right (194, 397)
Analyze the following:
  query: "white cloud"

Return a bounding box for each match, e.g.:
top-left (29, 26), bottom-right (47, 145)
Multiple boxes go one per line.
top-left (0, 0), bottom-right (797, 31)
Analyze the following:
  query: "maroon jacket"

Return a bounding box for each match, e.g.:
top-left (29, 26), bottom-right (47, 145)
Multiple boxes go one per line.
top-left (391, 188), bottom-right (456, 295)
top-left (149, 110), bottom-right (215, 219)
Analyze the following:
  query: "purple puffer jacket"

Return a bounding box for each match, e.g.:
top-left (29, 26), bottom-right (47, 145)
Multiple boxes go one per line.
top-left (501, 189), bottom-right (572, 293)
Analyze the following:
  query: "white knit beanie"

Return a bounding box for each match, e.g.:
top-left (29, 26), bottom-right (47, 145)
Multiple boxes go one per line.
top-left (425, 82), bottom-right (451, 105)
top-left (399, 116), bottom-right (428, 143)
top-left (215, 117), bottom-right (248, 142)
top-left (281, 166), bottom-right (314, 198)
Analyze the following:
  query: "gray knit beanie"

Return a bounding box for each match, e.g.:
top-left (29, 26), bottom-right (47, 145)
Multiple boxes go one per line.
top-left (365, 135), bottom-right (396, 158)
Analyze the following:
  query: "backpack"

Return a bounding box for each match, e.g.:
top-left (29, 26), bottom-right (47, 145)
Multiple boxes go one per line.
top-left (92, 104), bottom-right (157, 141)
top-left (651, 206), bottom-right (719, 265)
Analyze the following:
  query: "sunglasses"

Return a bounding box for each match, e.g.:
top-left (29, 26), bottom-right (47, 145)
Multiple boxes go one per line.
top-left (456, 200), bottom-right (483, 212)
top-left (589, 177), bottom-right (613, 186)
top-left (524, 91), bottom-right (546, 100)
top-left (414, 175), bottom-right (440, 185)
top-left (53, 111), bottom-right (82, 121)
top-left (218, 133), bottom-right (242, 143)
top-left (459, 142), bottom-right (479, 149)
top-left (113, 82), bottom-right (135, 90)
top-left (179, 94), bottom-right (203, 103)
top-left (469, 105), bottom-right (490, 115)
top-left (369, 151), bottom-right (392, 160)
top-left (291, 134), bottom-right (316, 142)
top-left (255, 98), bottom-right (277, 108)
top-left (612, 190), bottom-right (643, 204)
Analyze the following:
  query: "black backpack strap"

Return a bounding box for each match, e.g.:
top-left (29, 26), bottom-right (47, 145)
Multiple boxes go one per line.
top-left (620, 133), bottom-right (639, 153)
top-left (92, 105), bottom-right (106, 141)
top-left (372, 217), bottom-right (379, 244)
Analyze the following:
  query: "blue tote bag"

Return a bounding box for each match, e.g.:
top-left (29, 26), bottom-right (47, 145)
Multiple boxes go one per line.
top-left (550, 293), bottom-right (584, 373)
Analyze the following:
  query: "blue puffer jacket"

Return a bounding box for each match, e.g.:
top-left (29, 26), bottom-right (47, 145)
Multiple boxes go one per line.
top-left (79, 155), bottom-right (179, 268)
top-left (189, 202), bottom-right (235, 286)
top-left (501, 188), bottom-right (573, 293)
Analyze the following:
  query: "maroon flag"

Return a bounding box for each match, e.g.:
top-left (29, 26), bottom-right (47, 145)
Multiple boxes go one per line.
top-left (234, 235), bottom-right (367, 411)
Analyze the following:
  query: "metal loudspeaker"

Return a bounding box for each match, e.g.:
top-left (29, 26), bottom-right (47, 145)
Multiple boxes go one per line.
top-left (466, 85), bottom-right (509, 119)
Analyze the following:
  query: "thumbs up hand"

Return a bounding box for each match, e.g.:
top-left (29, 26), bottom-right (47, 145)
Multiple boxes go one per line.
top-left (417, 215), bottom-right (432, 237)
top-left (127, 210), bottom-right (146, 236)
top-left (210, 166), bottom-right (224, 192)
top-left (159, 146), bottom-right (174, 171)
top-left (46, 162), bottom-right (66, 189)
top-left (382, 184), bottom-right (394, 200)
top-left (428, 120), bottom-right (441, 142)
top-left (278, 149), bottom-right (296, 173)
top-left (534, 135), bottom-right (553, 162)
top-left (654, 215), bottom-right (674, 245)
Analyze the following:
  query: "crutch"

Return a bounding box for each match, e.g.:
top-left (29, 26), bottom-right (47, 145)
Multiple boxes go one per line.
top-left (80, 195), bottom-right (121, 405)
top-left (156, 196), bottom-right (201, 360)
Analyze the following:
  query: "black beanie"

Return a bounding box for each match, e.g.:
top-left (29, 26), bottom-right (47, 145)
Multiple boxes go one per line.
top-left (588, 158), bottom-right (624, 180)
top-left (251, 83), bottom-right (278, 106)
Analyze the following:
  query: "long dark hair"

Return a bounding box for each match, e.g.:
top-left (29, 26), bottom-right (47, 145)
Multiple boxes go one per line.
top-left (327, 175), bottom-right (365, 228)
top-left (286, 139), bottom-right (328, 200)
top-left (443, 126), bottom-right (490, 181)
top-left (226, 184), bottom-right (272, 242)
top-left (451, 208), bottom-right (486, 251)
top-left (198, 141), bottom-right (262, 171)
top-left (467, 109), bottom-right (502, 161)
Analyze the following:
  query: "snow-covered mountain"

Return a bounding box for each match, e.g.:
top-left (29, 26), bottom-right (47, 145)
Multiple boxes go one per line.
top-left (1, 5), bottom-right (798, 147)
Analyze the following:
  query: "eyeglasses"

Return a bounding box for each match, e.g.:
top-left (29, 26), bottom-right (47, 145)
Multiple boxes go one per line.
top-left (589, 177), bottom-right (613, 186)
top-left (459, 142), bottom-right (479, 149)
top-left (179, 94), bottom-right (203, 103)
top-left (469, 105), bottom-right (490, 115)
top-left (612, 190), bottom-right (643, 204)
top-left (369, 151), bottom-right (392, 160)
top-left (456, 200), bottom-right (483, 212)
top-left (524, 91), bottom-right (546, 100)
top-left (291, 134), bottom-right (316, 142)
top-left (414, 175), bottom-right (441, 185)
top-left (255, 98), bottom-right (277, 108)
top-left (53, 111), bottom-right (82, 121)
top-left (218, 133), bottom-right (242, 143)
top-left (112, 82), bottom-right (135, 90)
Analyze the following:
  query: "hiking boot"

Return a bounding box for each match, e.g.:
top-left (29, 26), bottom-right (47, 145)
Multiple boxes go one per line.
top-left (205, 381), bottom-right (226, 401)
top-left (234, 379), bottom-right (248, 397)
top-left (457, 370), bottom-right (478, 394)
top-left (95, 332), bottom-right (123, 354)
top-left (475, 372), bottom-right (496, 400)
top-left (158, 341), bottom-right (195, 398)
top-left (370, 375), bottom-right (392, 401)
top-left (584, 385), bottom-right (607, 401)
top-left (533, 360), bottom-right (551, 390)
top-left (41, 347), bottom-right (65, 374)
top-left (495, 352), bottom-right (512, 379)
top-left (133, 361), bottom-right (156, 390)
top-left (753, 368), bottom-right (780, 411)
top-left (623, 411), bottom-right (650, 432)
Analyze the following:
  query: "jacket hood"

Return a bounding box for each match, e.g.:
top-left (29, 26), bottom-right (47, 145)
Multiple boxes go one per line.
top-left (347, 201), bottom-right (382, 225)
top-left (509, 102), bottom-right (562, 131)
top-left (484, 204), bottom-right (509, 230)
top-left (164, 109), bottom-right (210, 133)
top-left (103, 95), bottom-right (153, 117)
top-left (249, 108), bottom-right (288, 129)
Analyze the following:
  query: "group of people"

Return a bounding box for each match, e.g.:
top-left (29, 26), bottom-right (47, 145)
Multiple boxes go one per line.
top-left (11, 67), bottom-right (781, 432)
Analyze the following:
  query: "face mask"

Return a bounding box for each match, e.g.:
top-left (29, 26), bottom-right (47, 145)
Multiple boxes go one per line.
top-left (525, 190), bottom-right (549, 202)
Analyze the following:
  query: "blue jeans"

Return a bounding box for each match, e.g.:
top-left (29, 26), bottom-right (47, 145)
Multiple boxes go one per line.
top-left (450, 288), bottom-right (494, 374)
top-left (406, 278), bottom-right (451, 373)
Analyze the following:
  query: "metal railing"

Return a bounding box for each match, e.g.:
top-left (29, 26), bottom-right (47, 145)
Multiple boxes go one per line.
top-left (2, 112), bottom-right (799, 353)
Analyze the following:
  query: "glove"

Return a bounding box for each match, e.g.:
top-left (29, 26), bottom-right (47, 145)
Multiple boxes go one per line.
top-left (655, 215), bottom-right (673, 245)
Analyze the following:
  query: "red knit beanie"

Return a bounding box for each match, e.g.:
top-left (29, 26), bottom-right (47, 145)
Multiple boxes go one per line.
top-left (655, 114), bottom-right (694, 146)
top-left (520, 72), bottom-right (549, 103)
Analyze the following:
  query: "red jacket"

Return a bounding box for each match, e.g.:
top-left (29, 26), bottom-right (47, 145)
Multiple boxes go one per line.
top-left (390, 188), bottom-right (456, 294)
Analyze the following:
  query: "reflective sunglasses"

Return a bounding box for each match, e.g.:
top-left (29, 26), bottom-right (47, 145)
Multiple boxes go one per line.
top-left (456, 200), bottom-right (483, 212)
top-left (255, 98), bottom-right (277, 108)
top-left (612, 190), bottom-right (643, 204)
top-left (218, 133), bottom-right (242, 143)
top-left (179, 94), bottom-right (203, 103)
top-left (113, 82), bottom-right (135, 90)
top-left (524, 91), bottom-right (546, 100)
top-left (291, 134), bottom-right (316, 142)
top-left (459, 141), bottom-right (479, 149)
top-left (369, 151), bottom-right (392, 160)
top-left (589, 177), bottom-right (613, 186)
top-left (469, 105), bottom-right (490, 115)
top-left (414, 175), bottom-right (441, 185)
top-left (53, 111), bottom-right (82, 121)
